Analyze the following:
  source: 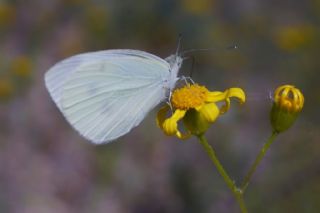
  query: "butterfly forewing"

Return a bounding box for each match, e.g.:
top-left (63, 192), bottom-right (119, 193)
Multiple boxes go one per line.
top-left (45, 50), bottom-right (171, 144)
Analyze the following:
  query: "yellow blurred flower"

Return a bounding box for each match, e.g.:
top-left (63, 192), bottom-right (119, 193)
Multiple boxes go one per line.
top-left (0, 3), bottom-right (16, 27)
top-left (274, 25), bottom-right (316, 51)
top-left (181, 0), bottom-right (215, 15)
top-left (64, 0), bottom-right (88, 6)
top-left (58, 26), bottom-right (85, 57)
top-left (11, 56), bottom-right (32, 79)
top-left (157, 84), bottom-right (245, 139)
top-left (85, 5), bottom-right (109, 34)
top-left (0, 78), bottom-right (14, 100)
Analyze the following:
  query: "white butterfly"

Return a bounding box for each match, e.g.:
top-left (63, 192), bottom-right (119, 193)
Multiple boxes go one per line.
top-left (45, 49), bottom-right (183, 144)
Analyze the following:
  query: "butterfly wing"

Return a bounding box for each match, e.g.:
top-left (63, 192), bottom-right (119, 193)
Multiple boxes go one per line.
top-left (45, 50), bottom-right (171, 144)
top-left (45, 49), bottom-right (168, 110)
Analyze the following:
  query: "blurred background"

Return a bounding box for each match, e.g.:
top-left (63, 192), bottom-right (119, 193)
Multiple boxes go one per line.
top-left (0, 0), bottom-right (319, 212)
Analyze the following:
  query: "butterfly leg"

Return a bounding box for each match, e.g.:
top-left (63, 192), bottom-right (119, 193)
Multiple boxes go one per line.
top-left (180, 76), bottom-right (195, 85)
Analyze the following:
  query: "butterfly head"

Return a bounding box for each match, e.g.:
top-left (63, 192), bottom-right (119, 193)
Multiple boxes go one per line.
top-left (165, 54), bottom-right (183, 69)
top-left (164, 54), bottom-right (183, 91)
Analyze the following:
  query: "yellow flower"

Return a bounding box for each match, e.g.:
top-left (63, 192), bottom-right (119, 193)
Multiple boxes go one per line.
top-left (84, 5), bottom-right (109, 34)
top-left (0, 78), bottom-right (14, 101)
top-left (0, 3), bottom-right (16, 27)
top-left (181, 0), bottom-right (215, 15)
top-left (274, 25), bottom-right (315, 51)
top-left (157, 84), bottom-right (246, 139)
top-left (270, 85), bottom-right (304, 133)
top-left (11, 56), bottom-right (32, 78)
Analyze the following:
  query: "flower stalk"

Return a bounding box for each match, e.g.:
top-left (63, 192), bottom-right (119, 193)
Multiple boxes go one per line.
top-left (197, 134), bottom-right (248, 213)
top-left (240, 131), bottom-right (279, 192)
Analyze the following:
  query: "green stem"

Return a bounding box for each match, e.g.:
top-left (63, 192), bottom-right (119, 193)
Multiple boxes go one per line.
top-left (240, 131), bottom-right (279, 192)
top-left (197, 134), bottom-right (248, 213)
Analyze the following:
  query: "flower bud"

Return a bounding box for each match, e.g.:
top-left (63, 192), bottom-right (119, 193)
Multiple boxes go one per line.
top-left (270, 85), bottom-right (304, 133)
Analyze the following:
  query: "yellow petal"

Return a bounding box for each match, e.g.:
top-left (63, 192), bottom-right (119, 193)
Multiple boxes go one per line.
top-left (296, 88), bottom-right (304, 108)
top-left (206, 88), bottom-right (246, 113)
top-left (162, 109), bottom-right (186, 136)
top-left (156, 105), bottom-right (170, 128)
top-left (197, 103), bottom-right (220, 123)
top-left (206, 91), bottom-right (225, 102)
top-left (227, 88), bottom-right (246, 104)
top-left (219, 98), bottom-right (230, 114)
top-left (206, 88), bottom-right (246, 104)
top-left (275, 85), bottom-right (290, 99)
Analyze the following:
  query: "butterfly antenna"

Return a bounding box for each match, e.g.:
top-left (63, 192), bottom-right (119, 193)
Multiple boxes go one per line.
top-left (176, 34), bottom-right (183, 56)
top-left (181, 44), bottom-right (238, 56)
top-left (189, 55), bottom-right (195, 78)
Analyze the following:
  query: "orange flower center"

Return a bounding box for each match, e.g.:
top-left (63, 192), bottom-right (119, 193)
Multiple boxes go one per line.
top-left (171, 84), bottom-right (209, 110)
